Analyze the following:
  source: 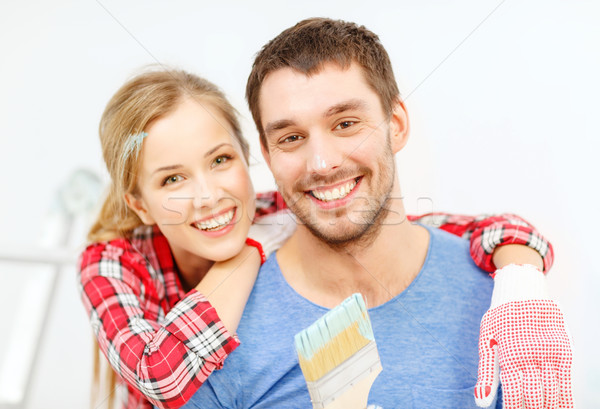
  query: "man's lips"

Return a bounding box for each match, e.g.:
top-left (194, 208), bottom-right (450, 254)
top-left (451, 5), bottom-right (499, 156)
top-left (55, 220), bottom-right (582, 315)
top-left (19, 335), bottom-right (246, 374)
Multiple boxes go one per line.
top-left (191, 207), bottom-right (236, 231)
top-left (307, 177), bottom-right (361, 202)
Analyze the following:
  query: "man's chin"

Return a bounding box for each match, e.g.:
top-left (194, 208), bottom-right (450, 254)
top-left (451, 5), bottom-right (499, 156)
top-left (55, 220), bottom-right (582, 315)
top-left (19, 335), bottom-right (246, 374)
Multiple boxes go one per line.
top-left (302, 220), bottom-right (376, 248)
top-left (297, 203), bottom-right (390, 250)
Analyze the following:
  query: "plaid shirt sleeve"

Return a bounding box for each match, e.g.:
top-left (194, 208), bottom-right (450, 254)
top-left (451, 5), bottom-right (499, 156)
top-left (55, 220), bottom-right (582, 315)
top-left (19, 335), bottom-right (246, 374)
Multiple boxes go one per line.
top-left (77, 240), bottom-right (240, 409)
top-left (255, 190), bottom-right (288, 217)
top-left (408, 213), bottom-right (553, 273)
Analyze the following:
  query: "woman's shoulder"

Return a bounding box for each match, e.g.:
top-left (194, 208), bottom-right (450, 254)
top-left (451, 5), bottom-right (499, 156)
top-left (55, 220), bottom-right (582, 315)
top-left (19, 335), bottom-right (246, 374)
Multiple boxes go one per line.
top-left (78, 225), bottom-right (158, 275)
top-left (77, 226), bottom-right (171, 315)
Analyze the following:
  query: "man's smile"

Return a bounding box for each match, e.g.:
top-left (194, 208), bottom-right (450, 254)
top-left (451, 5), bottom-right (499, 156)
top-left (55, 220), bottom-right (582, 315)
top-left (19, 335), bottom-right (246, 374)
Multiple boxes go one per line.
top-left (307, 176), bottom-right (361, 202)
top-left (303, 177), bottom-right (363, 210)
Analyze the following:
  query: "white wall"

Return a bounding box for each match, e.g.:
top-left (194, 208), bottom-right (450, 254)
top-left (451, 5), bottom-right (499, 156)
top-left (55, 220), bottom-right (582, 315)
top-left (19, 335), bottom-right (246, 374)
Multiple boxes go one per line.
top-left (1, 0), bottom-right (598, 407)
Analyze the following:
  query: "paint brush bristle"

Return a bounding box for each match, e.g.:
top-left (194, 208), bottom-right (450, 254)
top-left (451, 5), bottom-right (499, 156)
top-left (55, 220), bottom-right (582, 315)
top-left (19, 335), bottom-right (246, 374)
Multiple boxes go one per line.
top-left (295, 294), bottom-right (376, 382)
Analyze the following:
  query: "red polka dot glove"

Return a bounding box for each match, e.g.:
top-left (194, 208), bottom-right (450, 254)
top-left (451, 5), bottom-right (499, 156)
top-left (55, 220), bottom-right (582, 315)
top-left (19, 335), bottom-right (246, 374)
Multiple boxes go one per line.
top-left (474, 264), bottom-right (574, 408)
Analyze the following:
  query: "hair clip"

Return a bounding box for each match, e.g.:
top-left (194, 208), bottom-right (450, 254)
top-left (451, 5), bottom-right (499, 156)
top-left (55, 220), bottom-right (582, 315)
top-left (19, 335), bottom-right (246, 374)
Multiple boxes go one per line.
top-left (121, 131), bottom-right (148, 164)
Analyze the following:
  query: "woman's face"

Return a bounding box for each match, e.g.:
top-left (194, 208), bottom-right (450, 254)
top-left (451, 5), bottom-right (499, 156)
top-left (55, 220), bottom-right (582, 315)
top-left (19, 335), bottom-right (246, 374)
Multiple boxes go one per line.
top-left (127, 96), bottom-right (255, 266)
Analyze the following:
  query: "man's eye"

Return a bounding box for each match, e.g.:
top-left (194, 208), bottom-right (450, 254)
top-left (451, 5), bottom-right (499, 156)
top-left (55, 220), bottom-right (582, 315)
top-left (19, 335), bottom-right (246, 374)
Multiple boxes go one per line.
top-left (280, 135), bottom-right (304, 144)
top-left (335, 121), bottom-right (355, 130)
top-left (162, 175), bottom-right (184, 186)
top-left (212, 155), bottom-right (232, 167)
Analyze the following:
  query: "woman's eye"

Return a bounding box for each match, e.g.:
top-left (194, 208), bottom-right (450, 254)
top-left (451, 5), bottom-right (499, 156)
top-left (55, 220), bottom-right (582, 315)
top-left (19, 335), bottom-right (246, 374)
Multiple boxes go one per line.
top-left (163, 175), bottom-right (183, 185)
top-left (280, 135), bottom-right (304, 144)
top-left (212, 155), bottom-right (232, 167)
top-left (335, 121), bottom-right (355, 130)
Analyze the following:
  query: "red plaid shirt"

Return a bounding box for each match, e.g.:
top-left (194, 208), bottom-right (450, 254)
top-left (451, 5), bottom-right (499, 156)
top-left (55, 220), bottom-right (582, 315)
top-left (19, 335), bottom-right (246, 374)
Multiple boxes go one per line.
top-left (78, 191), bottom-right (553, 409)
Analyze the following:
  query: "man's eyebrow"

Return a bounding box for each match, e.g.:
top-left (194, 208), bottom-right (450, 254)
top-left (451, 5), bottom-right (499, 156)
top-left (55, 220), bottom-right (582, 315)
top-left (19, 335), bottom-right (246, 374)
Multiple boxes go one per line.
top-left (264, 99), bottom-right (368, 136)
top-left (324, 99), bottom-right (367, 118)
top-left (264, 119), bottom-right (296, 137)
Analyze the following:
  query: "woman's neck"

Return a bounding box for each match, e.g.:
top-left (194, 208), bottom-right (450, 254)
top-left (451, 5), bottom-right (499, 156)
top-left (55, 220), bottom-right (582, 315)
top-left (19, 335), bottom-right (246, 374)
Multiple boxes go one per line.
top-left (170, 246), bottom-right (215, 292)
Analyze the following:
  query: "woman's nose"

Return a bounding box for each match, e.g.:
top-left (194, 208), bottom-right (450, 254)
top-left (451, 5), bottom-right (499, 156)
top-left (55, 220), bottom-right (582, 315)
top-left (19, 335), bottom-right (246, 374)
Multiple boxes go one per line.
top-left (192, 178), bottom-right (219, 209)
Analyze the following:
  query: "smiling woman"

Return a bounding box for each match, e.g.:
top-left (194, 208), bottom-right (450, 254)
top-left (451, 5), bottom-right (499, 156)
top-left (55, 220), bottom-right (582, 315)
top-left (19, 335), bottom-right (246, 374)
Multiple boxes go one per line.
top-left (78, 69), bottom-right (268, 409)
top-left (123, 96), bottom-right (256, 286)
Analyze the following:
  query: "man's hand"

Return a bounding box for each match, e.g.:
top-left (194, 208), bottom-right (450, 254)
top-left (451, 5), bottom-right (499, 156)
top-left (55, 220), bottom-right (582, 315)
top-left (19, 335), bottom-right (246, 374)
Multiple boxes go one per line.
top-left (474, 265), bottom-right (573, 408)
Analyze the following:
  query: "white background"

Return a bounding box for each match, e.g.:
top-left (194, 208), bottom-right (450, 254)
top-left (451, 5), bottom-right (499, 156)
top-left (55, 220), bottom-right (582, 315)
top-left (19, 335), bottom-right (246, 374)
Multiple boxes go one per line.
top-left (0, 0), bottom-right (598, 407)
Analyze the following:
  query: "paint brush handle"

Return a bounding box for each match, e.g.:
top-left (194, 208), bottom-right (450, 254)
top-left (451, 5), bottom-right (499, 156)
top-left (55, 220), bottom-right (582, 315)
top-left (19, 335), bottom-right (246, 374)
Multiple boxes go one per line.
top-left (321, 364), bottom-right (382, 409)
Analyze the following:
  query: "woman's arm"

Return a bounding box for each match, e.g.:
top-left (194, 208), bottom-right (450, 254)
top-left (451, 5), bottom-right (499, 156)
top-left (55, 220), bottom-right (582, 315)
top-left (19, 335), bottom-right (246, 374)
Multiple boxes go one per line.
top-left (407, 213), bottom-right (572, 408)
top-left (78, 239), bottom-right (260, 409)
top-left (407, 212), bottom-right (553, 273)
top-left (256, 191), bottom-right (554, 271)
top-left (195, 240), bottom-right (262, 335)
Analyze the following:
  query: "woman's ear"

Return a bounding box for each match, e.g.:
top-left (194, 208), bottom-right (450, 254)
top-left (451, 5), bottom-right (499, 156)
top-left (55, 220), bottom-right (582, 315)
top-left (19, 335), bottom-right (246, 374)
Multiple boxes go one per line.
top-left (389, 99), bottom-right (410, 154)
top-left (124, 192), bottom-right (155, 225)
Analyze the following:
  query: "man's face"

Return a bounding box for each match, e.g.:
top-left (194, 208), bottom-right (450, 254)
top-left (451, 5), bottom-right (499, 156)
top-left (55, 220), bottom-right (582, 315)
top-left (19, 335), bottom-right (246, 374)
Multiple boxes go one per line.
top-left (259, 62), bottom-right (407, 246)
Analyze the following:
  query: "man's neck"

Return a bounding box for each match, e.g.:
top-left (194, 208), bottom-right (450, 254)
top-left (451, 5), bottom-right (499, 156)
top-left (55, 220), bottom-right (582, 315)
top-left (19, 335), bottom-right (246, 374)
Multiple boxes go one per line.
top-left (276, 199), bottom-right (429, 309)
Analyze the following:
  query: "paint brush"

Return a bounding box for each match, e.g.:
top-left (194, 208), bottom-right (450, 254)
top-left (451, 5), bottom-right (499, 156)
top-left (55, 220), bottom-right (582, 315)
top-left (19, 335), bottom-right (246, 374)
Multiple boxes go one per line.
top-left (294, 293), bottom-right (382, 409)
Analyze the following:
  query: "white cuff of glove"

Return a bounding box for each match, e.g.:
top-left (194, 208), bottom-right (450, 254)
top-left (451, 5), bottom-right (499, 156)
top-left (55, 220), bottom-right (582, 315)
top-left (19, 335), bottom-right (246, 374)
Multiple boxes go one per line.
top-left (490, 264), bottom-right (550, 309)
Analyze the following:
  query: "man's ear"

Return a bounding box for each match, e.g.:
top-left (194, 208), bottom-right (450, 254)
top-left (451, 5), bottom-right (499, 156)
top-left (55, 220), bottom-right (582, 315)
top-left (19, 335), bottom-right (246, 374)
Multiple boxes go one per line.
top-left (260, 139), bottom-right (271, 168)
top-left (124, 192), bottom-right (155, 225)
top-left (389, 99), bottom-right (410, 154)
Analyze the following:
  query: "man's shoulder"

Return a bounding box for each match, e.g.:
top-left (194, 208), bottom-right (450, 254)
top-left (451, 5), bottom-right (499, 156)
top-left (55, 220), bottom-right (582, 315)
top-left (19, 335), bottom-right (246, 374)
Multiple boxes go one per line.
top-left (426, 224), bottom-right (476, 265)
top-left (428, 223), bottom-right (470, 248)
top-left (418, 224), bottom-right (491, 292)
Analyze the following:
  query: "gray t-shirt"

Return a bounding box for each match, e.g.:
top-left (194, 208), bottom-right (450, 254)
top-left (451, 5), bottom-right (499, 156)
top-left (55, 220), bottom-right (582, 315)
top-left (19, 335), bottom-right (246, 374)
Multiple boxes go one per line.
top-left (182, 225), bottom-right (500, 408)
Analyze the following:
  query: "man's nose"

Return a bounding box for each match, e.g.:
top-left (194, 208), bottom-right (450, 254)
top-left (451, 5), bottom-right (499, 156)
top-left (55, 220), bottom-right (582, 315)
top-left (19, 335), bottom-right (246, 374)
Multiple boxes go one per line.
top-left (306, 134), bottom-right (344, 175)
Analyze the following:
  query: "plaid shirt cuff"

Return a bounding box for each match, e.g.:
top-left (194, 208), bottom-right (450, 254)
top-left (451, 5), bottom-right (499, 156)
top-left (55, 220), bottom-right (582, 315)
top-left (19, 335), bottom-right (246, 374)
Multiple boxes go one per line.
top-left (163, 290), bottom-right (240, 369)
top-left (468, 214), bottom-right (554, 273)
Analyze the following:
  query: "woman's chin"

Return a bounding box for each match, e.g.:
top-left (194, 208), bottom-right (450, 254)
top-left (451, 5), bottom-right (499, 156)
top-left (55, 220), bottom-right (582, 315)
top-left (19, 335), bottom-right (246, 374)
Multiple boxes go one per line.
top-left (208, 240), bottom-right (248, 262)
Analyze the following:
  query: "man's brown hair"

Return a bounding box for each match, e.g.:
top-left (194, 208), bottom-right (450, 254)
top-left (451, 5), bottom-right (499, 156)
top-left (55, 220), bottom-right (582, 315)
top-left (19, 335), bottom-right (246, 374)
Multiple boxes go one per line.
top-left (246, 17), bottom-right (400, 148)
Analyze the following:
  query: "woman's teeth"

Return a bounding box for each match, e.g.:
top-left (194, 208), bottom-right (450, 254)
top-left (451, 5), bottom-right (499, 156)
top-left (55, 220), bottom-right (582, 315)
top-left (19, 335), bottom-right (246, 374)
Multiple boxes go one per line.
top-left (311, 179), bottom-right (357, 202)
top-left (195, 209), bottom-right (235, 231)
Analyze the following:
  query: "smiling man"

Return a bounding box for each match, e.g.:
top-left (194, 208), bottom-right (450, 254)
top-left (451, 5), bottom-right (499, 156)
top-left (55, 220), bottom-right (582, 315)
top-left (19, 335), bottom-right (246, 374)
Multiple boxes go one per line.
top-left (260, 64), bottom-right (398, 248)
top-left (183, 18), bottom-right (572, 409)
top-left (256, 61), bottom-right (427, 309)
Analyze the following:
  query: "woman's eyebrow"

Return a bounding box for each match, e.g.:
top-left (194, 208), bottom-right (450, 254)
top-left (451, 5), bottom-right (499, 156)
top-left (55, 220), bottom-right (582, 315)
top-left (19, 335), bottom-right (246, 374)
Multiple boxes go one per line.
top-left (151, 144), bottom-right (234, 175)
top-left (205, 143), bottom-right (233, 158)
top-left (152, 164), bottom-right (183, 175)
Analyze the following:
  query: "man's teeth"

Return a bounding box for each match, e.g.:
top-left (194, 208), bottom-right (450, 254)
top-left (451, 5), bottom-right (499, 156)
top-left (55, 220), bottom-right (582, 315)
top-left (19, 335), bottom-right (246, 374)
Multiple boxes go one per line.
top-left (195, 209), bottom-right (235, 231)
top-left (311, 179), bottom-right (357, 202)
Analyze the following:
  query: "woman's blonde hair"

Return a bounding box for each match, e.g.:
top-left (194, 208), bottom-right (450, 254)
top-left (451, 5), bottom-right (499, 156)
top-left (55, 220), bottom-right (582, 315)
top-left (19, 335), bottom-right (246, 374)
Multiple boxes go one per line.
top-left (88, 68), bottom-right (249, 243)
top-left (88, 68), bottom-right (249, 408)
